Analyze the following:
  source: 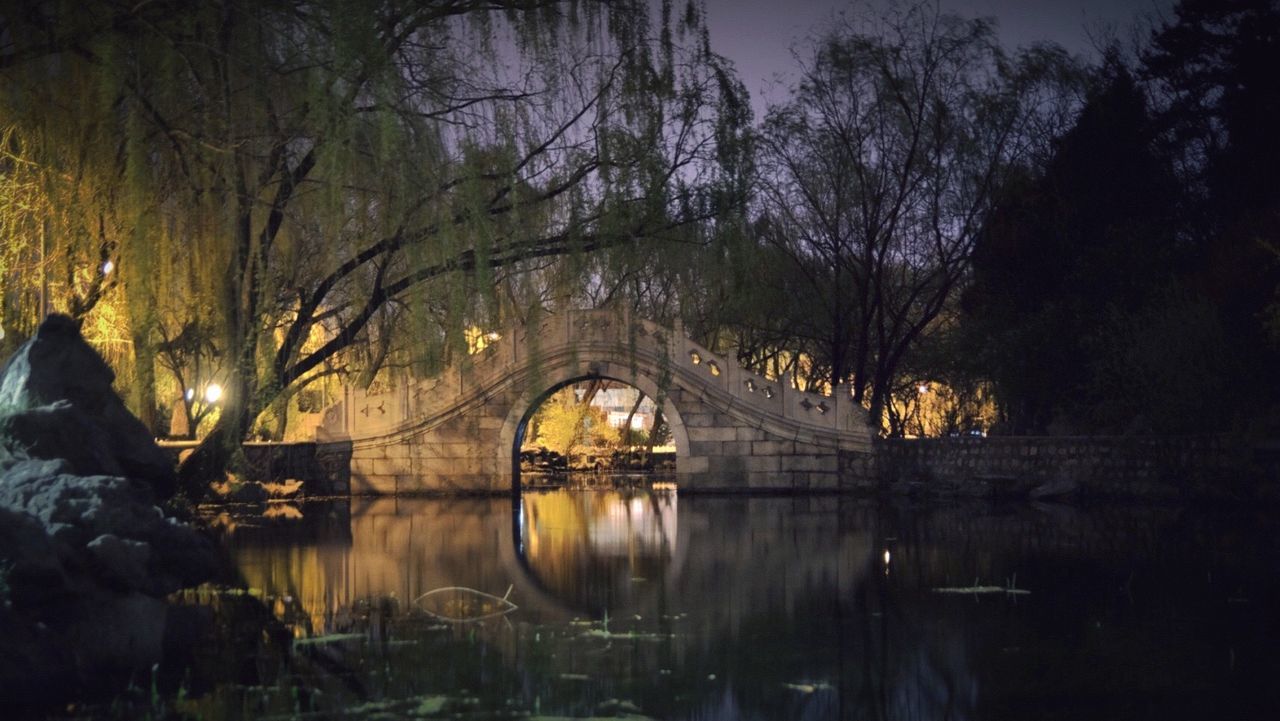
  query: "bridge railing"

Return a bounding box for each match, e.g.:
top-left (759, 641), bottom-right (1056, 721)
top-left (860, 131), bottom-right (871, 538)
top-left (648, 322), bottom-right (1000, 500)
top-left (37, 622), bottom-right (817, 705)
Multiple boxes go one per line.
top-left (662, 319), bottom-right (865, 436)
top-left (316, 309), bottom-right (871, 441)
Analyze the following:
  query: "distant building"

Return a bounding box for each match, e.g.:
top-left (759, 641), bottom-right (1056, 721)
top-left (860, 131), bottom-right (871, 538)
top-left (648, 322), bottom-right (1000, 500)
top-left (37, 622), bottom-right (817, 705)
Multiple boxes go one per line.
top-left (591, 386), bottom-right (655, 430)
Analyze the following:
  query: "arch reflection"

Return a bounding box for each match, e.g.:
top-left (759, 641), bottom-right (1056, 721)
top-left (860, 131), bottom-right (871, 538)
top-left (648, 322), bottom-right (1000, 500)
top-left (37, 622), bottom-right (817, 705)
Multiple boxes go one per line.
top-left (514, 489), bottom-right (677, 616)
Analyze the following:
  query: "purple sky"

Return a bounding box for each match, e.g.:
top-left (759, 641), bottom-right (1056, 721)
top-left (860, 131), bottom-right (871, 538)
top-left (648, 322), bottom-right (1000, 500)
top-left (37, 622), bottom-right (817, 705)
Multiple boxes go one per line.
top-left (702, 0), bottom-right (1177, 117)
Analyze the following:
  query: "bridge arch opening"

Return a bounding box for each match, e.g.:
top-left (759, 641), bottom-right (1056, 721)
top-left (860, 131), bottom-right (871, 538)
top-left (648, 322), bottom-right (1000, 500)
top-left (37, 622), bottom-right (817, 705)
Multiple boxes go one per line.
top-left (507, 373), bottom-right (688, 492)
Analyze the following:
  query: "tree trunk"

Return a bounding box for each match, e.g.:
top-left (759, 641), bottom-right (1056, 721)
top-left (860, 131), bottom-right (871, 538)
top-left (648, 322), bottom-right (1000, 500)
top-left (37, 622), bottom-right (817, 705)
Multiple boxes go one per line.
top-left (868, 369), bottom-right (891, 436)
top-left (645, 407), bottom-right (665, 460)
top-left (176, 294), bottom-right (265, 495)
top-left (270, 392), bottom-right (289, 441)
top-left (621, 392), bottom-right (645, 447)
top-left (578, 377), bottom-right (607, 406)
top-left (131, 329), bottom-right (159, 436)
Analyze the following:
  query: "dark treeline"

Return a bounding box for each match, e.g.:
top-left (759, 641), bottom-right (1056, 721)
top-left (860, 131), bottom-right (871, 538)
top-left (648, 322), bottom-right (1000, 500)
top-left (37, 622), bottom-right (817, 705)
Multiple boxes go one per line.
top-left (960, 0), bottom-right (1280, 436)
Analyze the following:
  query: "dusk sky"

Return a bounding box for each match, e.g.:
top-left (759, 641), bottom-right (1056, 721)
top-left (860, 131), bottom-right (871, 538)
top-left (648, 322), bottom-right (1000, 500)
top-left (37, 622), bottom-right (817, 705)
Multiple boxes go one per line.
top-left (703, 0), bottom-right (1177, 116)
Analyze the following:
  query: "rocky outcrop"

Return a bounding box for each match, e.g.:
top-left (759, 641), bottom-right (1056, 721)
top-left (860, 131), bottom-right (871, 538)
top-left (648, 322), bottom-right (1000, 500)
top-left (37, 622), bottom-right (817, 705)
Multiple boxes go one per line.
top-left (0, 315), bottom-right (219, 706)
top-left (0, 313), bottom-right (175, 498)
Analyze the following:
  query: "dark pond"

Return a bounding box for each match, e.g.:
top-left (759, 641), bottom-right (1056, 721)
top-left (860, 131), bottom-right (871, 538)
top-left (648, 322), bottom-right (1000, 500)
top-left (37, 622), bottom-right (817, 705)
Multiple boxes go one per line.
top-left (158, 492), bottom-right (1279, 720)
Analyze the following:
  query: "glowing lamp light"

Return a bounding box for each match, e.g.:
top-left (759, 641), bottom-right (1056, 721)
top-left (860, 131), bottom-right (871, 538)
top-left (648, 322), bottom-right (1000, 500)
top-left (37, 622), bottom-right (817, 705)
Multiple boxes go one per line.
top-left (204, 383), bottom-right (223, 404)
top-left (185, 388), bottom-right (195, 402)
top-left (917, 383), bottom-right (929, 394)
top-left (101, 259), bottom-right (115, 276)
top-left (485, 331), bottom-right (501, 342)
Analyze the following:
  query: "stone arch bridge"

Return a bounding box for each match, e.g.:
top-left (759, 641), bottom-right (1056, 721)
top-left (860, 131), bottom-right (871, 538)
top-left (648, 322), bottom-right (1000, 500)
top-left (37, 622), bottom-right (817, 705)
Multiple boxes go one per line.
top-left (316, 310), bottom-right (873, 493)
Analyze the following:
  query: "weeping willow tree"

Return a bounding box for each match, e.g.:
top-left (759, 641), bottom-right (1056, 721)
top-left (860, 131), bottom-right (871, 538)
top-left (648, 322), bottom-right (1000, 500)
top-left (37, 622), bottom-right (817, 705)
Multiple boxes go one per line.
top-left (0, 0), bottom-right (748, 492)
top-left (0, 62), bottom-right (146, 417)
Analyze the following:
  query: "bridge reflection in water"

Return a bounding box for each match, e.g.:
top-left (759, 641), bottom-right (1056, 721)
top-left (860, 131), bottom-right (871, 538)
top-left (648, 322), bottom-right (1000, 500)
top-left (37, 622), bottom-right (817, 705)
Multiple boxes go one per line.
top-left (516, 490), bottom-right (678, 615)
top-left (211, 494), bottom-right (1280, 720)
top-left (227, 490), bottom-right (867, 630)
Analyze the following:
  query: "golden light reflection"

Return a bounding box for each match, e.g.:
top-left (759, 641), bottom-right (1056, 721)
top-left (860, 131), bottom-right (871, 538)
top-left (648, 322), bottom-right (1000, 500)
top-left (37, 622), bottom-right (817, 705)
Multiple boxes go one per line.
top-left (230, 498), bottom-right (529, 636)
top-left (228, 492), bottom-right (681, 635)
top-left (262, 503), bottom-right (303, 520)
top-left (519, 490), bottom-right (676, 614)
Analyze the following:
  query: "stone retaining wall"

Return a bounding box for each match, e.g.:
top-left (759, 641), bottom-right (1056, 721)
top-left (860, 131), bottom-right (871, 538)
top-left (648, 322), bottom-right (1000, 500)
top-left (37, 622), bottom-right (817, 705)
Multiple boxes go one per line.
top-left (160, 435), bottom-right (1279, 501)
top-left (871, 435), bottom-right (1278, 501)
top-left (347, 410), bottom-right (509, 495)
top-left (159, 441), bottom-right (352, 496)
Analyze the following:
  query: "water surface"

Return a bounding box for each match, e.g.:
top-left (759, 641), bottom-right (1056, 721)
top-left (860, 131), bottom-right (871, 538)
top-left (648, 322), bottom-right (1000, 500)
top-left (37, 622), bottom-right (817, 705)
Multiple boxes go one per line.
top-left (178, 492), bottom-right (1280, 720)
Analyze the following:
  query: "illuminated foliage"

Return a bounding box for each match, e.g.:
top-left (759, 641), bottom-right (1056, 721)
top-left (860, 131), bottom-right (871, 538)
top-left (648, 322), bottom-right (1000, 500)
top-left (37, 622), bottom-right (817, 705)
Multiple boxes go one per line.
top-left (529, 387), bottom-right (621, 457)
top-left (886, 380), bottom-right (998, 438)
top-left (0, 1), bottom-right (746, 482)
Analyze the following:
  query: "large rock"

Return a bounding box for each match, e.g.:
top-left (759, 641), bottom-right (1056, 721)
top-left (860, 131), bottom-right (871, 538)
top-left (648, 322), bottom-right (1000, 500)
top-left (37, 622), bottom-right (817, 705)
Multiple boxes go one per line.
top-left (0, 502), bottom-right (69, 607)
top-left (0, 462), bottom-right (222, 706)
top-left (0, 314), bottom-right (175, 497)
top-left (0, 402), bottom-right (123, 478)
top-left (0, 460), bottom-right (219, 595)
top-left (0, 317), bottom-right (221, 706)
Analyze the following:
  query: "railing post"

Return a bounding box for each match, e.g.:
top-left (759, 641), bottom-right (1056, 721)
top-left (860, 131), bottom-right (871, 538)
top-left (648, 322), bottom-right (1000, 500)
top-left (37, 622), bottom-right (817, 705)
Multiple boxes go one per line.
top-left (339, 385), bottom-right (348, 434)
top-left (780, 371), bottom-right (792, 420)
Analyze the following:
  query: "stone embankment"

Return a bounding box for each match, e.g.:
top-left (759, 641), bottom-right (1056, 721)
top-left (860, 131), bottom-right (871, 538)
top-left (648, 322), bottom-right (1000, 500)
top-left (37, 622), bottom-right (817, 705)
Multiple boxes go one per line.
top-left (868, 435), bottom-right (1278, 501)
top-left (0, 315), bottom-right (220, 706)
top-left (181, 434), bottom-right (1276, 502)
top-left (157, 440), bottom-right (353, 497)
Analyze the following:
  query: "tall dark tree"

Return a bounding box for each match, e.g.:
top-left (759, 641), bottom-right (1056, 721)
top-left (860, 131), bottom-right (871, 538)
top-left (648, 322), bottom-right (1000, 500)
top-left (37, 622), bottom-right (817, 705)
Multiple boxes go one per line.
top-left (963, 65), bottom-right (1223, 434)
top-left (1143, 0), bottom-right (1280, 430)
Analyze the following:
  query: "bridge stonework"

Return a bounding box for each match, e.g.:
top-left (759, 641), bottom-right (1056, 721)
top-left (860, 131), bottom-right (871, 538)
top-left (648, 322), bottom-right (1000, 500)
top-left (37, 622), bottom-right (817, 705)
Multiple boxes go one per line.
top-left (316, 310), bottom-right (874, 493)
